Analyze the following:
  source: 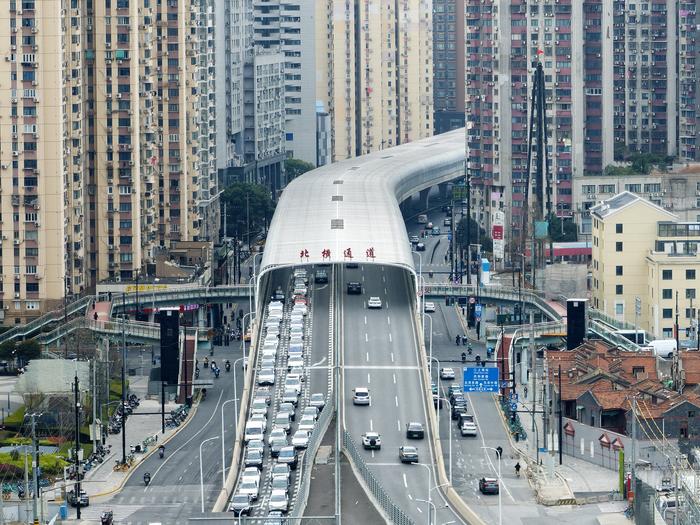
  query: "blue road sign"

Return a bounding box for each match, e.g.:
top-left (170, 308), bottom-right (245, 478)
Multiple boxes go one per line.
top-left (447, 232), bottom-right (452, 241)
top-left (510, 402), bottom-right (518, 411)
top-left (463, 367), bottom-right (499, 393)
top-left (509, 392), bottom-right (519, 402)
top-left (474, 304), bottom-right (483, 320)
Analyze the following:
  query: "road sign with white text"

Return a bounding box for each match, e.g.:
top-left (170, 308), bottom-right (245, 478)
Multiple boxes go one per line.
top-left (463, 367), bottom-right (499, 393)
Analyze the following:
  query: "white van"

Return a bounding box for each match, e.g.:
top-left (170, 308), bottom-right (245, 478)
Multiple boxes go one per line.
top-left (244, 420), bottom-right (265, 443)
top-left (646, 339), bottom-right (677, 359)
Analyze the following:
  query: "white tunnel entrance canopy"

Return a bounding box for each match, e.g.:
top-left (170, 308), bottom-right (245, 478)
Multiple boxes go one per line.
top-left (261, 129), bottom-right (465, 275)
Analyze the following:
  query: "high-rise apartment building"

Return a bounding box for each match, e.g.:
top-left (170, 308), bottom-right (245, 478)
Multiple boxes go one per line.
top-left (0, 0), bottom-right (215, 324)
top-left (318, 0), bottom-right (434, 161)
top-left (465, 0), bottom-right (698, 257)
top-left (433, 0), bottom-right (465, 134)
top-left (216, 0), bottom-right (285, 189)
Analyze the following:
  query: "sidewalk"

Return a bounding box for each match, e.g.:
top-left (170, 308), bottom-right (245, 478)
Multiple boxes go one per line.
top-left (59, 376), bottom-right (185, 502)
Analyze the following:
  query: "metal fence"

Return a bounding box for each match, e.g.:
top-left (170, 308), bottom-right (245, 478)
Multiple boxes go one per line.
top-left (289, 394), bottom-right (334, 520)
top-left (342, 430), bottom-right (415, 525)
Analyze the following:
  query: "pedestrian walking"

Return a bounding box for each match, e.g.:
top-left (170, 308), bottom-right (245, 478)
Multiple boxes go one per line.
top-left (93, 311), bottom-right (99, 321)
top-left (108, 291), bottom-right (112, 302)
top-left (496, 446), bottom-right (503, 460)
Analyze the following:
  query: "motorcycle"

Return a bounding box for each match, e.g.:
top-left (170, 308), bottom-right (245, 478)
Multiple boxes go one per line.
top-left (225, 361), bottom-right (231, 372)
top-left (214, 367), bottom-right (220, 379)
top-left (144, 473), bottom-right (151, 486)
top-left (194, 368), bottom-right (199, 379)
top-left (158, 446), bottom-right (165, 459)
top-left (203, 358), bottom-right (209, 368)
top-left (101, 511), bottom-right (114, 525)
top-left (461, 352), bottom-right (466, 363)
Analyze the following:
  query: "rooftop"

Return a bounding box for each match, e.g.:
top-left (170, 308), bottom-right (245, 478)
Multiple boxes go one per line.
top-left (589, 191), bottom-right (677, 221)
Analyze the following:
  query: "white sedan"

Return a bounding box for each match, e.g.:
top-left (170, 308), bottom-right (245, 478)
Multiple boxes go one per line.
top-left (291, 430), bottom-right (310, 449)
top-left (368, 297), bottom-right (383, 309)
top-left (440, 367), bottom-right (456, 380)
top-left (424, 301), bottom-right (436, 313)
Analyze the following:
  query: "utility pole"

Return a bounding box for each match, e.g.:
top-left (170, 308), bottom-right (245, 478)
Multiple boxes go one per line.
top-left (529, 311), bottom-right (536, 433)
top-left (558, 364), bottom-right (563, 465)
top-left (92, 360), bottom-right (98, 454)
top-left (121, 293), bottom-right (127, 465)
top-left (631, 397), bottom-right (637, 500)
top-left (29, 413), bottom-right (40, 525)
top-left (543, 355), bottom-right (549, 451)
top-left (73, 367), bottom-right (82, 519)
top-left (63, 277), bottom-right (68, 359)
top-left (466, 167), bottom-right (472, 286)
top-left (675, 291), bottom-right (680, 391)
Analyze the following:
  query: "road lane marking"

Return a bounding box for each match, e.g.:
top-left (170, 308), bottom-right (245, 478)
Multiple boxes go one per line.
top-left (343, 365), bottom-right (419, 370)
top-left (467, 391), bottom-right (516, 503)
top-left (370, 419), bottom-right (374, 431)
top-left (365, 333), bottom-right (368, 342)
top-left (371, 450), bottom-right (375, 458)
top-left (145, 388), bottom-right (224, 492)
top-left (367, 373), bottom-right (371, 384)
top-left (395, 396), bottom-right (399, 407)
top-left (389, 333), bottom-right (392, 343)
top-left (397, 420), bottom-right (401, 431)
top-left (387, 316), bottom-right (391, 325)
top-left (364, 316), bottom-right (367, 325)
top-left (416, 506), bottom-right (422, 513)
top-left (384, 287), bottom-right (387, 294)
top-left (366, 352), bottom-right (369, 362)
top-left (393, 373), bottom-right (396, 384)
top-left (310, 356), bottom-right (326, 367)
top-left (403, 473), bottom-right (408, 488)
top-left (391, 352), bottom-right (395, 363)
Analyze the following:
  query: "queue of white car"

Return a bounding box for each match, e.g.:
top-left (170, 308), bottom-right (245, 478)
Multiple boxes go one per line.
top-left (232, 268), bottom-right (326, 519)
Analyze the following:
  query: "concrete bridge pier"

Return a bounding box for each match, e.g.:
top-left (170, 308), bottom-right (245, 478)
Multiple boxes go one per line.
top-left (418, 188), bottom-right (430, 211)
top-left (438, 182), bottom-right (449, 201)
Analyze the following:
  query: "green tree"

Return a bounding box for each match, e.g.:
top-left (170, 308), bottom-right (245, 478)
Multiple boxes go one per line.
top-left (547, 214), bottom-right (578, 242)
top-left (16, 339), bottom-right (41, 362)
top-left (285, 159), bottom-right (315, 181)
top-left (455, 216), bottom-right (493, 253)
top-left (221, 182), bottom-right (275, 240)
top-left (0, 340), bottom-right (16, 360)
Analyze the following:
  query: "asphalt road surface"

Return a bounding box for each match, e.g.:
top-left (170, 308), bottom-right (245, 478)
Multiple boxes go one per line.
top-left (339, 264), bottom-right (465, 525)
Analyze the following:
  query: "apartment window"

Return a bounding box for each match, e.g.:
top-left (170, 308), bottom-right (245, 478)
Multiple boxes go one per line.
top-left (616, 266), bottom-right (623, 276)
top-left (662, 289), bottom-right (673, 299)
top-left (686, 308), bottom-right (696, 319)
top-left (119, 252), bottom-right (133, 263)
top-left (616, 223), bottom-right (623, 234)
top-left (25, 283), bottom-right (39, 292)
top-left (663, 269), bottom-right (673, 280)
top-left (119, 236), bottom-right (132, 245)
top-left (25, 301), bottom-right (39, 310)
top-left (662, 308), bottom-right (673, 319)
top-left (616, 285), bottom-right (623, 295)
top-left (25, 265), bottom-right (36, 275)
top-left (687, 269), bottom-right (696, 280)
top-left (687, 289), bottom-right (696, 300)
top-left (615, 303), bottom-right (624, 315)
top-left (662, 328), bottom-right (673, 338)
top-left (616, 241), bottom-right (623, 252)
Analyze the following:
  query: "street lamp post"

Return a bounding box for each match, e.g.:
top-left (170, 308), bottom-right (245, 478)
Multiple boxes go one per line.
top-left (481, 446), bottom-right (503, 525)
top-left (232, 356), bottom-right (246, 430)
top-left (415, 498), bottom-right (436, 525)
top-left (423, 313), bottom-right (433, 373)
top-left (247, 276), bottom-right (255, 319)
top-left (199, 436), bottom-right (220, 513)
top-left (416, 463), bottom-right (433, 524)
top-left (413, 251), bottom-right (423, 318)
top-left (220, 398), bottom-right (237, 487)
top-left (437, 396), bottom-right (453, 484)
top-left (240, 311), bottom-right (253, 362)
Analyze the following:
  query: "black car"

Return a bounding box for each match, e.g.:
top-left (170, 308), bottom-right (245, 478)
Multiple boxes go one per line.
top-left (415, 242), bottom-right (426, 252)
top-left (399, 446), bottom-right (419, 463)
top-left (406, 422), bottom-right (425, 439)
top-left (315, 270), bottom-right (328, 284)
top-left (347, 282), bottom-right (362, 295)
top-left (67, 489), bottom-right (90, 508)
top-left (452, 405), bottom-right (468, 421)
top-left (479, 477), bottom-right (499, 495)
